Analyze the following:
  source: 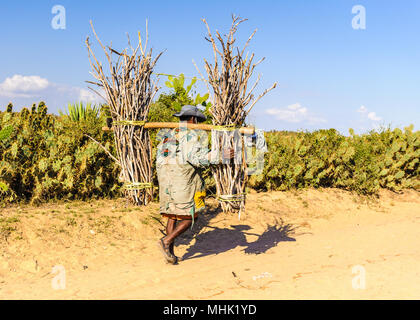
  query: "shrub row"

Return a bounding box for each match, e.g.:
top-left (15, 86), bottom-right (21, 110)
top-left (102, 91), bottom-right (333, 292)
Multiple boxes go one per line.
top-left (0, 103), bottom-right (119, 203)
top-left (0, 103), bottom-right (418, 203)
top-left (248, 127), bottom-right (419, 194)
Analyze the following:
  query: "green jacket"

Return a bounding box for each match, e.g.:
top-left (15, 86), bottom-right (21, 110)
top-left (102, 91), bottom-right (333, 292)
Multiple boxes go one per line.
top-left (156, 127), bottom-right (208, 219)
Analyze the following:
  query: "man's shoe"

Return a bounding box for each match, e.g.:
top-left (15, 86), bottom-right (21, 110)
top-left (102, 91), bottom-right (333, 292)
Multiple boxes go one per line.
top-left (158, 237), bottom-right (177, 264)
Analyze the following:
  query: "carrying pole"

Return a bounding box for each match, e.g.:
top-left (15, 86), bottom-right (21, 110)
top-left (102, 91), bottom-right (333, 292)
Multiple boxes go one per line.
top-left (102, 122), bottom-right (255, 135)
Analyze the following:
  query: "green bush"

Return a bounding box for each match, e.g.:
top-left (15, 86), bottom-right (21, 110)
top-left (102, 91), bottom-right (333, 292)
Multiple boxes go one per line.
top-left (0, 99), bottom-right (418, 204)
top-left (0, 102), bottom-right (120, 203)
top-left (59, 102), bottom-right (100, 122)
top-left (248, 126), bottom-right (419, 194)
top-left (0, 124), bottom-right (13, 193)
top-left (148, 74), bottom-right (212, 124)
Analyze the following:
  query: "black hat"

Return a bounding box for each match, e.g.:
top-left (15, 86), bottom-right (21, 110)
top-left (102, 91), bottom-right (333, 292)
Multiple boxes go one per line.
top-left (173, 105), bottom-right (206, 122)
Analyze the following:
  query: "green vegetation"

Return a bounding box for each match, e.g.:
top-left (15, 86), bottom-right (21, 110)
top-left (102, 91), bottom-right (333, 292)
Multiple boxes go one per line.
top-left (0, 102), bottom-right (119, 204)
top-left (148, 74), bottom-right (212, 124)
top-left (248, 127), bottom-right (419, 194)
top-left (0, 93), bottom-right (418, 204)
top-left (59, 102), bottom-right (100, 122)
top-left (0, 124), bottom-right (13, 193)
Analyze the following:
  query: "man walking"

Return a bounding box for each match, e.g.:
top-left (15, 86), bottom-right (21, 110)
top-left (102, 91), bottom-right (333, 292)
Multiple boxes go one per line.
top-left (156, 105), bottom-right (233, 264)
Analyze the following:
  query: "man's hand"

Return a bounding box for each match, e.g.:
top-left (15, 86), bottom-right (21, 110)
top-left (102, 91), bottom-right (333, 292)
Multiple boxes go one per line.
top-left (206, 148), bottom-right (235, 163)
top-left (223, 148), bottom-right (235, 160)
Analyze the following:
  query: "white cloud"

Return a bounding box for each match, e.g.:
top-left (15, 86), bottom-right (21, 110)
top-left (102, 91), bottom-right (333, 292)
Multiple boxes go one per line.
top-left (55, 85), bottom-right (104, 103)
top-left (78, 88), bottom-right (103, 103)
top-left (266, 103), bottom-right (326, 124)
top-left (0, 75), bottom-right (49, 97)
top-left (357, 105), bottom-right (368, 113)
top-left (357, 105), bottom-right (382, 121)
top-left (367, 112), bottom-right (381, 121)
top-left (0, 74), bottom-right (105, 114)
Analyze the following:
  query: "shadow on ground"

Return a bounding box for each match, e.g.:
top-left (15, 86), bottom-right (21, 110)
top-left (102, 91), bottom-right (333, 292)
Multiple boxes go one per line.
top-left (168, 205), bottom-right (297, 261)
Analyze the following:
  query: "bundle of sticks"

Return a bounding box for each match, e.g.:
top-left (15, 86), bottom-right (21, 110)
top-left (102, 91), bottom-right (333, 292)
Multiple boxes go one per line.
top-left (86, 21), bottom-right (162, 205)
top-left (199, 15), bottom-right (277, 213)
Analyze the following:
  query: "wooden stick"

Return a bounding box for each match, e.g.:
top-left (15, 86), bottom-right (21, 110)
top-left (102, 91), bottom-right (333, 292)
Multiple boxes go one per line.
top-left (199, 15), bottom-right (275, 214)
top-left (102, 122), bottom-right (255, 135)
top-left (84, 134), bottom-right (121, 165)
top-left (87, 21), bottom-right (161, 206)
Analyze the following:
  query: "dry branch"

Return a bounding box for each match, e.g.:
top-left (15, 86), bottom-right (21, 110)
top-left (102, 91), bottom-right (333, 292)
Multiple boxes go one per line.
top-left (86, 21), bottom-right (162, 205)
top-left (201, 15), bottom-right (277, 213)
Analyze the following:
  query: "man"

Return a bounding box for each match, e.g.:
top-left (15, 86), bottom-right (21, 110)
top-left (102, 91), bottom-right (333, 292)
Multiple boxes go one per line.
top-left (156, 105), bottom-right (234, 264)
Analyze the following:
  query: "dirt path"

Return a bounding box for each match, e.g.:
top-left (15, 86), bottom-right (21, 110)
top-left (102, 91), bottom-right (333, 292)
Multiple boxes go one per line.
top-left (1, 188), bottom-right (419, 299)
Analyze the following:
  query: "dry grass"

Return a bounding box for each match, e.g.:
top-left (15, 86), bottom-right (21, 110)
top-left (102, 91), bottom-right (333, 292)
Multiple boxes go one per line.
top-left (0, 188), bottom-right (418, 283)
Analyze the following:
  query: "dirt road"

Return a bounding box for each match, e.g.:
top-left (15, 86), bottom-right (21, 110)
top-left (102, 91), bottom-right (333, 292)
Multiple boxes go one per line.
top-left (1, 188), bottom-right (419, 299)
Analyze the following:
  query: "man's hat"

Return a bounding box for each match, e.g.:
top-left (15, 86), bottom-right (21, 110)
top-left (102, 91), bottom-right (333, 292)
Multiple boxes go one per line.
top-left (173, 105), bottom-right (206, 122)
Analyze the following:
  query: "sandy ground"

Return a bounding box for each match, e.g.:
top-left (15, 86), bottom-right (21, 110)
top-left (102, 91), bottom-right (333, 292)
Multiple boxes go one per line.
top-left (0, 188), bottom-right (419, 300)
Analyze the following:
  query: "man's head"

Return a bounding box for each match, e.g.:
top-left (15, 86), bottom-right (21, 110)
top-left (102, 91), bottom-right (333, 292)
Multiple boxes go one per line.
top-left (173, 105), bottom-right (206, 123)
top-left (179, 115), bottom-right (198, 124)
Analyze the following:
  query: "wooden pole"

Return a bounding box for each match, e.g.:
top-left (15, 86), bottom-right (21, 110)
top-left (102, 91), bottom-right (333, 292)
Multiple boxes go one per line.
top-left (102, 122), bottom-right (255, 135)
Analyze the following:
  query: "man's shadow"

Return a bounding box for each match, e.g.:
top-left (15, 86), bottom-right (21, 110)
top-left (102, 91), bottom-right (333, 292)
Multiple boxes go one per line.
top-left (171, 206), bottom-right (297, 261)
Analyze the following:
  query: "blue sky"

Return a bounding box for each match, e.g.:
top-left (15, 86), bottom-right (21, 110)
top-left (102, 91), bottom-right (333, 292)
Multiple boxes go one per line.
top-left (0, 0), bottom-right (419, 134)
